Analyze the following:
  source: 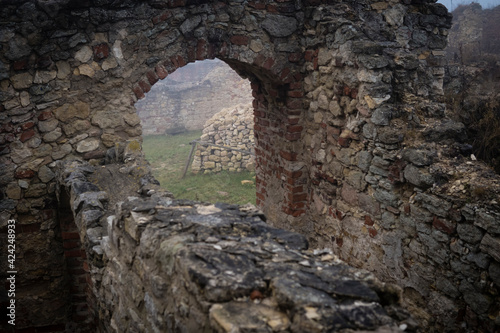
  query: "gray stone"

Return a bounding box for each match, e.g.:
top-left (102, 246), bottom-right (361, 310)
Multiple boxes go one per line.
top-left (262, 15), bottom-right (298, 37)
top-left (0, 199), bottom-right (16, 211)
top-left (76, 138), bottom-right (100, 153)
top-left (180, 16), bottom-right (202, 35)
top-left (489, 261), bottom-right (500, 287)
top-left (474, 210), bottom-right (500, 234)
top-left (43, 128), bottom-right (62, 142)
top-left (5, 36), bottom-right (32, 60)
top-left (457, 223), bottom-right (484, 244)
top-left (459, 281), bottom-right (492, 315)
top-left (480, 234), bottom-right (500, 262)
top-left (38, 165), bottom-right (55, 183)
top-left (374, 189), bottom-right (399, 207)
top-left (11, 148), bottom-right (33, 164)
top-left (25, 183), bottom-right (47, 198)
top-left (38, 118), bottom-right (59, 132)
top-left (371, 106), bottom-right (392, 126)
top-left (33, 71), bottom-right (57, 84)
top-left (404, 164), bottom-right (434, 188)
top-left (11, 73), bottom-right (33, 89)
top-left (56, 61), bottom-right (71, 79)
top-left (402, 149), bottom-right (435, 166)
top-left (357, 151), bottom-right (373, 172)
top-left (435, 277), bottom-right (459, 298)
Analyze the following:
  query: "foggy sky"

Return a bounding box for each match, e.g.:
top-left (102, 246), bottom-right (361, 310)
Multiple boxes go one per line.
top-left (437, 0), bottom-right (499, 11)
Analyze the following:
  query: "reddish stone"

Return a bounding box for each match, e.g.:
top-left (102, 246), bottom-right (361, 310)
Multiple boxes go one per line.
top-left (404, 204), bottom-right (411, 215)
top-left (230, 35), bottom-right (249, 46)
top-left (350, 88), bottom-right (358, 99)
top-left (152, 11), bottom-right (171, 24)
top-left (13, 59), bottom-right (29, 71)
top-left (368, 228), bottom-right (378, 238)
top-left (93, 43), bottom-right (109, 60)
top-left (304, 50), bottom-right (315, 62)
top-left (38, 111), bottom-right (53, 121)
top-left (15, 169), bottom-right (35, 179)
top-left (197, 40), bottom-right (207, 60)
top-left (291, 209), bottom-right (306, 217)
top-left (133, 86), bottom-right (145, 99)
top-left (338, 137), bottom-right (351, 147)
top-left (250, 290), bottom-right (264, 300)
top-left (20, 129), bottom-right (35, 142)
top-left (20, 121), bottom-right (35, 130)
top-left (432, 216), bottom-right (456, 234)
top-left (343, 86), bottom-right (351, 96)
top-left (336, 237), bottom-right (344, 247)
top-left (364, 215), bottom-right (374, 226)
top-left (177, 55), bottom-right (186, 67)
top-left (138, 80), bottom-right (151, 93)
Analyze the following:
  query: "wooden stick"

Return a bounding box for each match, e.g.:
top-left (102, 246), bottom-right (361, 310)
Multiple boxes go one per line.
top-left (181, 140), bottom-right (197, 179)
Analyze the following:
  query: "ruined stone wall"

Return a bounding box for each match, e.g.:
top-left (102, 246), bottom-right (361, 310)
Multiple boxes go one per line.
top-left (191, 103), bottom-right (255, 174)
top-left (136, 59), bottom-right (253, 135)
top-left (56, 155), bottom-right (415, 333)
top-left (0, 1), bottom-right (499, 332)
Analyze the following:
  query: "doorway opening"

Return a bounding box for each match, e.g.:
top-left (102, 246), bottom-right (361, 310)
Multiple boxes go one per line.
top-left (137, 59), bottom-right (257, 205)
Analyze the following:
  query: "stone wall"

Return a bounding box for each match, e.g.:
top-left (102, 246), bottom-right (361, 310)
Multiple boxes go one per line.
top-left (0, 1), bottom-right (499, 332)
top-left (56, 154), bottom-right (415, 333)
top-left (191, 103), bottom-right (255, 174)
top-left (136, 59), bottom-right (253, 135)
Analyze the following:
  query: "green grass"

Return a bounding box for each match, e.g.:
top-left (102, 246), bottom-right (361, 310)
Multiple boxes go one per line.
top-left (142, 131), bottom-right (256, 205)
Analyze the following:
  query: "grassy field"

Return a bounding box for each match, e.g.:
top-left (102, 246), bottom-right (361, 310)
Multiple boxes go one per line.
top-left (142, 131), bottom-right (256, 205)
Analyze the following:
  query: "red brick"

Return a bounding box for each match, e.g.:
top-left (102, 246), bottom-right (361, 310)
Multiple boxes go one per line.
top-left (287, 90), bottom-right (303, 98)
top-left (279, 150), bottom-right (297, 161)
top-left (133, 86), bottom-right (145, 99)
top-left (62, 231), bottom-right (80, 240)
top-left (368, 228), bottom-right (378, 238)
top-left (291, 209), bottom-right (306, 217)
top-left (155, 65), bottom-right (168, 80)
top-left (146, 70), bottom-right (159, 85)
top-left (287, 125), bottom-right (303, 133)
top-left (20, 129), bottom-right (35, 142)
top-left (285, 132), bottom-right (301, 141)
top-left (304, 50), bottom-right (315, 62)
top-left (263, 57), bottom-right (275, 70)
top-left (63, 240), bottom-right (81, 249)
top-left (289, 193), bottom-right (307, 202)
top-left (230, 35), bottom-right (249, 46)
top-left (19, 223), bottom-right (41, 233)
top-left (138, 80), bottom-right (151, 93)
top-left (286, 98), bottom-right (302, 110)
top-left (65, 249), bottom-right (82, 257)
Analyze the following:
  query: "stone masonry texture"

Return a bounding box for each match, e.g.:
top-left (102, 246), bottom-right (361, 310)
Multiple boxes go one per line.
top-left (0, 0), bottom-right (499, 332)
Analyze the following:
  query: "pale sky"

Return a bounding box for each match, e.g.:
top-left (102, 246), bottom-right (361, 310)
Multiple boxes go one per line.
top-left (437, 0), bottom-right (500, 10)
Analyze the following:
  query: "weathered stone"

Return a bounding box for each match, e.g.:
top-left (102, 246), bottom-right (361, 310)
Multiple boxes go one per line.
top-left (457, 223), bottom-right (484, 244)
top-left (262, 15), bottom-right (298, 37)
top-left (489, 261), bottom-right (500, 287)
top-left (62, 119), bottom-right (91, 136)
top-left (5, 36), bottom-right (32, 60)
top-left (75, 45), bottom-right (93, 63)
top-left (54, 101), bottom-right (90, 122)
top-left (78, 63), bottom-right (95, 77)
top-left (38, 118), bottom-right (59, 132)
top-left (25, 183), bottom-right (47, 198)
top-left (480, 234), bottom-right (500, 262)
top-left (180, 16), bottom-right (201, 35)
top-left (38, 165), bottom-right (55, 183)
top-left (402, 149), bottom-right (435, 166)
top-left (404, 165), bottom-right (434, 188)
top-left (11, 73), bottom-right (33, 89)
top-left (474, 210), bottom-right (500, 235)
top-left (6, 182), bottom-right (22, 199)
top-left (43, 128), bottom-right (62, 142)
top-left (33, 71), bottom-right (57, 84)
top-left (76, 138), bottom-right (100, 153)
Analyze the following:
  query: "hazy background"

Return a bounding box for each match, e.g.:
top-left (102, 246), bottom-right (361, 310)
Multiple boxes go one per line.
top-left (437, 0), bottom-right (499, 10)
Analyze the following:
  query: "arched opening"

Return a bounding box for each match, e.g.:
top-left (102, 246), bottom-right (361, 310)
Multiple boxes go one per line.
top-left (135, 58), bottom-right (257, 205)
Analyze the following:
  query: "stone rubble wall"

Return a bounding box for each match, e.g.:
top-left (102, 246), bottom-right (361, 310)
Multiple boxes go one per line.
top-left (56, 157), bottom-right (416, 333)
top-left (191, 103), bottom-right (255, 174)
top-left (0, 1), bottom-right (499, 332)
top-left (136, 60), bottom-right (253, 135)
